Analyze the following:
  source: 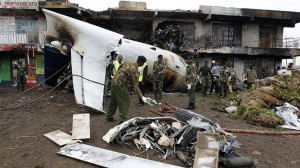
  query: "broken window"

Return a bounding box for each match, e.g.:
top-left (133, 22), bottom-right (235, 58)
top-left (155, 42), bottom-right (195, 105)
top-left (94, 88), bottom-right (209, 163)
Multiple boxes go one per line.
top-left (259, 25), bottom-right (276, 48)
top-left (211, 23), bottom-right (242, 47)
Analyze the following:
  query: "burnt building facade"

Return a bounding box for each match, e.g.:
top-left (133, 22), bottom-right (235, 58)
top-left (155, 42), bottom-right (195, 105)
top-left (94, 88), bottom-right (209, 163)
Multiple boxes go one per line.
top-left (91, 2), bottom-right (300, 81)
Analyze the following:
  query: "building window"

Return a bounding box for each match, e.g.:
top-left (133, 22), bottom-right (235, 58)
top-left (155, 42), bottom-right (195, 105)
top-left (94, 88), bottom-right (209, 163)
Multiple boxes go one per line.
top-left (211, 23), bottom-right (241, 47)
top-left (259, 25), bottom-right (276, 48)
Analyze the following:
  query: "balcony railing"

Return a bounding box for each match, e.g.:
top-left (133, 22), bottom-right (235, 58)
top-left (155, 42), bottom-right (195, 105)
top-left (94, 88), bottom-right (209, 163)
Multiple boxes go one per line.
top-left (204, 37), bottom-right (300, 49)
top-left (0, 31), bottom-right (45, 45)
top-left (205, 37), bottom-right (242, 48)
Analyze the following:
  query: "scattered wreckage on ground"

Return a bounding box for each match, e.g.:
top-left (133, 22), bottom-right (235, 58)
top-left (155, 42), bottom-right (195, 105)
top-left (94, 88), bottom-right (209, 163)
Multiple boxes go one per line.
top-left (44, 106), bottom-right (254, 168)
top-left (102, 108), bottom-right (254, 168)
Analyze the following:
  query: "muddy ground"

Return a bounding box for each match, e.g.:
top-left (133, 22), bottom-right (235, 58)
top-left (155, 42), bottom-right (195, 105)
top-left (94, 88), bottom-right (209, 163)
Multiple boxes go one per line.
top-left (0, 85), bottom-right (299, 168)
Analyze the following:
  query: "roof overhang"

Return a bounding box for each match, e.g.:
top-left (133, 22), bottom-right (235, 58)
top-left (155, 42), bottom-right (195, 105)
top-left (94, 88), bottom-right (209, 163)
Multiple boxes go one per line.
top-left (200, 5), bottom-right (300, 27)
top-left (200, 47), bottom-right (300, 58)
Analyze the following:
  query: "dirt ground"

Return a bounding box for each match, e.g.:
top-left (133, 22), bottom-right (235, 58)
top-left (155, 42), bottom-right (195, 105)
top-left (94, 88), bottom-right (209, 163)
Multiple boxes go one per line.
top-left (0, 85), bottom-right (300, 168)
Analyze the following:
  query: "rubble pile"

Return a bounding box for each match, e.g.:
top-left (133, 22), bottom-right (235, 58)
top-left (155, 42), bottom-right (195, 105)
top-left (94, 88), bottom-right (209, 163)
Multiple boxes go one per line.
top-left (229, 71), bottom-right (300, 127)
top-left (103, 109), bottom-right (253, 167)
top-left (154, 24), bottom-right (183, 53)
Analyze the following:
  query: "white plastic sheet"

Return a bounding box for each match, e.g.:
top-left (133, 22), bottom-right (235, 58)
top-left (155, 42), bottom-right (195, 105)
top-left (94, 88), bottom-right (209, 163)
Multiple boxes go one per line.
top-left (275, 103), bottom-right (300, 130)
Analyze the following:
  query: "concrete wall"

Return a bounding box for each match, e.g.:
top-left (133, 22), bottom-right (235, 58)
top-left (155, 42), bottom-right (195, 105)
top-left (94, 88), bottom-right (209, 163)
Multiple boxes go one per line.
top-left (277, 25), bottom-right (283, 39)
top-left (195, 21), bottom-right (211, 40)
top-left (234, 57), bottom-right (244, 82)
top-left (242, 23), bottom-right (259, 47)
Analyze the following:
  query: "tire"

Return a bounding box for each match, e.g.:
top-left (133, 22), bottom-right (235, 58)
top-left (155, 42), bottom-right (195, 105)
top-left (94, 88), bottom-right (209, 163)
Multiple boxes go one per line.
top-left (175, 108), bottom-right (213, 125)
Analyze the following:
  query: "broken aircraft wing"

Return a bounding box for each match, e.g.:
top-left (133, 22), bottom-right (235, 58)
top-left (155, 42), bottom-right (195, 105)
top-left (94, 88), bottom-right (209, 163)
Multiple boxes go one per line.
top-left (43, 9), bottom-right (123, 112)
top-left (42, 9), bottom-right (186, 113)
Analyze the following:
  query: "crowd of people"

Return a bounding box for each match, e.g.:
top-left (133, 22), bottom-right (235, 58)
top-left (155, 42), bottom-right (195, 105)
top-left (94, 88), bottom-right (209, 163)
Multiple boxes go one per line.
top-left (184, 57), bottom-right (257, 109)
top-left (106, 53), bottom-right (260, 123)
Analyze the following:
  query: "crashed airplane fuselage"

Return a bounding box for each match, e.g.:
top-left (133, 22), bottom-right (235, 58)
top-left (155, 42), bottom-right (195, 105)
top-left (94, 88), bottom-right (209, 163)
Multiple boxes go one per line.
top-left (42, 9), bottom-right (187, 112)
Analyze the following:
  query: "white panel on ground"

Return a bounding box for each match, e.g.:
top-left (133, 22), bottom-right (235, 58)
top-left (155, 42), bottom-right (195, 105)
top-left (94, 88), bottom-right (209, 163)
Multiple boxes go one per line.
top-left (58, 143), bottom-right (183, 168)
top-left (44, 130), bottom-right (82, 146)
top-left (72, 113), bottom-right (90, 140)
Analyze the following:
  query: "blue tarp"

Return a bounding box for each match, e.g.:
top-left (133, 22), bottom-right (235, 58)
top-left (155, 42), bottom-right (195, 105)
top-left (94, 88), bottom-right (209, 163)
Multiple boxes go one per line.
top-left (44, 45), bottom-right (68, 86)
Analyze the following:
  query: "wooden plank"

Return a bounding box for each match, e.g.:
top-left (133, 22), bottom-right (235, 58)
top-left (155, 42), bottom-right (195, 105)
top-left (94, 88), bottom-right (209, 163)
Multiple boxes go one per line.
top-left (44, 130), bottom-right (82, 146)
top-left (58, 143), bottom-right (183, 168)
top-left (72, 113), bottom-right (90, 140)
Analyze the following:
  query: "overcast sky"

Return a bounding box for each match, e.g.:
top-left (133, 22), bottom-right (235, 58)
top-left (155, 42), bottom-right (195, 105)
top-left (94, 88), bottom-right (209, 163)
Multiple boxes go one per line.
top-left (69, 0), bottom-right (300, 38)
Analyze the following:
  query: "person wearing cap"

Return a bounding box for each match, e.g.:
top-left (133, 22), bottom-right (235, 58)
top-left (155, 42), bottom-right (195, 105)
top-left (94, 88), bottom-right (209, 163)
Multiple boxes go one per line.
top-left (198, 61), bottom-right (212, 97)
top-left (136, 58), bottom-right (148, 106)
top-left (219, 62), bottom-right (231, 98)
top-left (106, 56), bottom-right (147, 124)
top-left (152, 54), bottom-right (167, 104)
top-left (111, 55), bottom-right (124, 79)
top-left (244, 65), bottom-right (257, 90)
top-left (211, 60), bottom-right (216, 68)
top-left (184, 56), bottom-right (197, 109)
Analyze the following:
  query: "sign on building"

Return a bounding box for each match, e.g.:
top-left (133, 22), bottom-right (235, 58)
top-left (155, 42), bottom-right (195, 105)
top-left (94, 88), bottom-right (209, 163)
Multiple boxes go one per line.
top-left (0, 0), bottom-right (39, 10)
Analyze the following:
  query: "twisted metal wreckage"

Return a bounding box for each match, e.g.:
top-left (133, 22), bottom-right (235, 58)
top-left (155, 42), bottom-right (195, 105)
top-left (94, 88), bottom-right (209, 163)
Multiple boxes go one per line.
top-left (42, 9), bottom-right (187, 113)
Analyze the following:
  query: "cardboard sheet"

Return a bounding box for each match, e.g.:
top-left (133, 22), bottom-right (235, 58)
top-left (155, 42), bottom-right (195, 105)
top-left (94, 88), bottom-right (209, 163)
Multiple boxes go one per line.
top-left (72, 113), bottom-right (90, 140)
top-left (44, 130), bottom-right (82, 146)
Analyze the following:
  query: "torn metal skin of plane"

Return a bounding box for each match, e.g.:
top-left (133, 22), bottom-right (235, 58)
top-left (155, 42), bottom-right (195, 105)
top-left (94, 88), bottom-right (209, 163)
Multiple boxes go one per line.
top-left (42, 9), bottom-right (187, 113)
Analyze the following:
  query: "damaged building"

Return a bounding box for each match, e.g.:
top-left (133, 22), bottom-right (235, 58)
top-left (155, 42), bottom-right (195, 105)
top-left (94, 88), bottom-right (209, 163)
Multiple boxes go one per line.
top-left (90, 2), bottom-right (300, 81)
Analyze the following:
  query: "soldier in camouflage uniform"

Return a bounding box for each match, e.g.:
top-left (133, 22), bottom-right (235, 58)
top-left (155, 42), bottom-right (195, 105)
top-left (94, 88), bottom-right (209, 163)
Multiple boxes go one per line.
top-left (184, 56), bottom-right (198, 109)
top-left (152, 54), bottom-right (166, 104)
top-left (245, 65), bottom-right (257, 90)
top-left (16, 60), bottom-right (27, 91)
top-left (198, 61), bottom-right (212, 97)
top-left (219, 62), bottom-right (231, 98)
top-left (228, 63), bottom-right (237, 93)
top-left (106, 56), bottom-right (147, 124)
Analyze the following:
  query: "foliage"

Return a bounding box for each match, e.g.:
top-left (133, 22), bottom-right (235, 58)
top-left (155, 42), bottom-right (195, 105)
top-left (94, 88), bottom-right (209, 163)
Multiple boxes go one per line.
top-left (228, 105), bottom-right (285, 126)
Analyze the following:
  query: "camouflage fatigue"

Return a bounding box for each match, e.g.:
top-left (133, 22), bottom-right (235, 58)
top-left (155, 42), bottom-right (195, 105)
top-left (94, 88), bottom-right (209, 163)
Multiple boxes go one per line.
top-left (186, 62), bottom-right (197, 103)
top-left (186, 62), bottom-right (198, 86)
top-left (245, 69), bottom-right (256, 90)
top-left (199, 66), bottom-right (212, 94)
top-left (219, 67), bottom-right (231, 97)
top-left (229, 67), bottom-right (237, 93)
top-left (187, 85), bottom-right (196, 103)
top-left (152, 61), bottom-right (166, 102)
top-left (107, 60), bottom-right (143, 123)
top-left (16, 64), bottom-right (26, 91)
